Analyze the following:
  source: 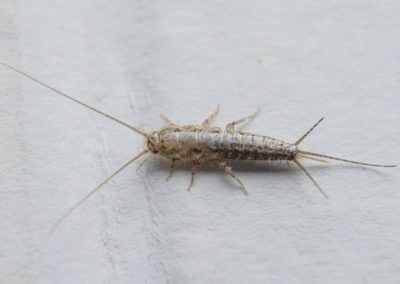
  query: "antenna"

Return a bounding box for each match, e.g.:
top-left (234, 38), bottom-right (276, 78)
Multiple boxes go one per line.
top-left (1, 62), bottom-right (147, 136)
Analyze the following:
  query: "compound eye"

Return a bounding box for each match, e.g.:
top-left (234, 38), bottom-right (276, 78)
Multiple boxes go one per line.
top-left (147, 132), bottom-right (160, 154)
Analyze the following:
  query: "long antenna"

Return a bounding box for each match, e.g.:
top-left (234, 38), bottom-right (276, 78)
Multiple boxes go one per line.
top-left (1, 62), bottom-right (147, 136)
top-left (49, 149), bottom-right (148, 234)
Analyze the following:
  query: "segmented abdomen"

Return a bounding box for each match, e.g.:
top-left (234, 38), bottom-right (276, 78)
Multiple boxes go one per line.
top-left (158, 126), bottom-right (297, 162)
top-left (210, 131), bottom-right (297, 160)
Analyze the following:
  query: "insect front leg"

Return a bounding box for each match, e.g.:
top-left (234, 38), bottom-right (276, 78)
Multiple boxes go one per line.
top-left (160, 114), bottom-right (176, 126)
top-left (220, 162), bottom-right (249, 195)
top-left (202, 105), bottom-right (220, 126)
top-left (165, 160), bottom-right (176, 181)
top-left (225, 108), bottom-right (261, 133)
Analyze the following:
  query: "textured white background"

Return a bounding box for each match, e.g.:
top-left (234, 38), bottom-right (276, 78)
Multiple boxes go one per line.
top-left (1, 0), bottom-right (399, 283)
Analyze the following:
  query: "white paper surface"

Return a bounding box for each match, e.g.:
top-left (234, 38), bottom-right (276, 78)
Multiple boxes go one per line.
top-left (1, 0), bottom-right (399, 283)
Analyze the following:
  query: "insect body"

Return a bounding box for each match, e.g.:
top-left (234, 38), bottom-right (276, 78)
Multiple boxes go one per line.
top-left (150, 125), bottom-right (297, 162)
top-left (1, 62), bottom-right (396, 233)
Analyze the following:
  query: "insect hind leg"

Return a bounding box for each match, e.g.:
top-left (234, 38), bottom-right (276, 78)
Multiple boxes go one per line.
top-left (187, 167), bottom-right (197, 191)
top-left (225, 108), bottom-right (261, 133)
top-left (202, 105), bottom-right (220, 126)
top-left (224, 165), bottom-right (249, 196)
top-left (165, 160), bottom-right (176, 181)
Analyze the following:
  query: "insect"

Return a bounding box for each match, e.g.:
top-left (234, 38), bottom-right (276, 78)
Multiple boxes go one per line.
top-left (1, 62), bottom-right (396, 233)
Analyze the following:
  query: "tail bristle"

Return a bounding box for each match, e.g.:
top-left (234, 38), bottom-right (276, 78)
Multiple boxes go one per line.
top-left (294, 159), bottom-right (329, 198)
top-left (295, 117), bottom-right (324, 146)
top-left (298, 150), bottom-right (396, 168)
top-left (297, 154), bottom-right (329, 163)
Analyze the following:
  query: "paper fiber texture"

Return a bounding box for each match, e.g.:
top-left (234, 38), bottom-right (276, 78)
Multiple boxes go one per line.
top-left (0, 0), bottom-right (399, 283)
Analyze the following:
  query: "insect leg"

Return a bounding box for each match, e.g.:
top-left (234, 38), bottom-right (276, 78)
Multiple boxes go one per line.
top-left (165, 160), bottom-right (176, 181)
top-left (224, 165), bottom-right (249, 195)
top-left (160, 114), bottom-right (175, 126)
top-left (225, 108), bottom-right (261, 133)
top-left (202, 105), bottom-right (220, 126)
top-left (187, 167), bottom-right (197, 191)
